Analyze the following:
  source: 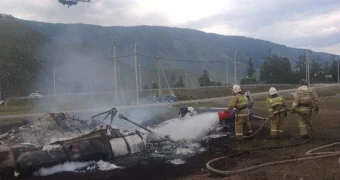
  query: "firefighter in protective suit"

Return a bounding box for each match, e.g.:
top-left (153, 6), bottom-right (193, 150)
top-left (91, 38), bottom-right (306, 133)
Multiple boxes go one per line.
top-left (266, 87), bottom-right (287, 139)
top-left (226, 85), bottom-right (252, 140)
top-left (291, 79), bottom-right (319, 139)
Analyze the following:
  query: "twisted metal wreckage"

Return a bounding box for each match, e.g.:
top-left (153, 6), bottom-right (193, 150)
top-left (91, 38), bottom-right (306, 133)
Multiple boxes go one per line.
top-left (3, 103), bottom-right (306, 179)
top-left (0, 107), bottom-right (248, 178)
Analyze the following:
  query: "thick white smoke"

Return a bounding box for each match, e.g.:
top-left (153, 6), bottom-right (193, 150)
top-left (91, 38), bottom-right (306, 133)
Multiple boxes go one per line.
top-left (150, 112), bottom-right (219, 141)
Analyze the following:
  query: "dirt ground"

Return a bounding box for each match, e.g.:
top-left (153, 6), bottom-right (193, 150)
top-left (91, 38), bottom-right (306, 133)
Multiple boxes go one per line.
top-left (3, 85), bottom-right (340, 180)
top-left (180, 87), bottom-right (340, 180)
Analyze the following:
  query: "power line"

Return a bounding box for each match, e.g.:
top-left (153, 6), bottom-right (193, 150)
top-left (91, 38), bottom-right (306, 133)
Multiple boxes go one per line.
top-left (116, 54), bottom-right (134, 59)
top-left (138, 54), bottom-right (226, 63)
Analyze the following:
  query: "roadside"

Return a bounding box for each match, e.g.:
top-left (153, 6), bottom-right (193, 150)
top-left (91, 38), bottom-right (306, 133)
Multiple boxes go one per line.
top-left (1, 84), bottom-right (338, 120)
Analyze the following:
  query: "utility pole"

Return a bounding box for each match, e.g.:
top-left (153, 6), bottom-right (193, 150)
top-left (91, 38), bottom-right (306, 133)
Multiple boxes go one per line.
top-left (139, 63), bottom-right (142, 90)
top-left (53, 68), bottom-right (56, 95)
top-left (134, 39), bottom-right (139, 104)
top-left (113, 38), bottom-right (119, 105)
top-left (338, 57), bottom-right (340, 83)
top-left (156, 57), bottom-right (162, 97)
top-left (234, 50), bottom-right (238, 85)
top-left (185, 69), bottom-right (188, 88)
top-left (305, 53), bottom-right (308, 83)
top-left (225, 60), bottom-right (228, 88)
top-left (307, 48), bottom-right (312, 84)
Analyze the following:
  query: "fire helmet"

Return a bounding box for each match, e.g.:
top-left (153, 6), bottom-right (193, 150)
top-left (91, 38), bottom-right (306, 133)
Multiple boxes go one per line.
top-left (232, 85), bottom-right (242, 93)
top-left (269, 87), bottom-right (278, 95)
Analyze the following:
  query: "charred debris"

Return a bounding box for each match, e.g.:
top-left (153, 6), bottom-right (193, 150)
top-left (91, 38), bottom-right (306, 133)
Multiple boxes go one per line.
top-left (0, 108), bottom-right (210, 178)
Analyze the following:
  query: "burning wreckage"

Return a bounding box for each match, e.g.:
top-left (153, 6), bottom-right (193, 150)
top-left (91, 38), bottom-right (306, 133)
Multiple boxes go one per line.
top-left (0, 105), bottom-right (263, 178)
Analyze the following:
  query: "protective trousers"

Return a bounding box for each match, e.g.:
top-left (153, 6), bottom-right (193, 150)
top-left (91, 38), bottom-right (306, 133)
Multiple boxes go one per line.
top-left (235, 114), bottom-right (252, 140)
top-left (270, 114), bottom-right (284, 138)
top-left (297, 110), bottom-right (312, 137)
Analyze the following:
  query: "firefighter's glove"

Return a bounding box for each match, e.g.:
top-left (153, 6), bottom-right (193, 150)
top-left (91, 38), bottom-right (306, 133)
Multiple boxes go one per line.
top-left (314, 106), bottom-right (319, 114)
top-left (232, 108), bottom-right (238, 113)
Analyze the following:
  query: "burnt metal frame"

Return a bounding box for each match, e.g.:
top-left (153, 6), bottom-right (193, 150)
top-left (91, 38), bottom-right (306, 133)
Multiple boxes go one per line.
top-left (91, 108), bottom-right (118, 126)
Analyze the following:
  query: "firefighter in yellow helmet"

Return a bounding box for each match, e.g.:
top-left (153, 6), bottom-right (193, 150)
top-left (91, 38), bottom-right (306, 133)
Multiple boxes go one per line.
top-left (266, 87), bottom-right (287, 139)
top-left (291, 79), bottom-right (319, 139)
top-left (226, 85), bottom-right (252, 140)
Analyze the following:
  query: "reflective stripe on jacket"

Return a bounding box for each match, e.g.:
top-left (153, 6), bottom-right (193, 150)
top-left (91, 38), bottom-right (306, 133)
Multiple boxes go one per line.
top-left (266, 95), bottom-right (286, 115)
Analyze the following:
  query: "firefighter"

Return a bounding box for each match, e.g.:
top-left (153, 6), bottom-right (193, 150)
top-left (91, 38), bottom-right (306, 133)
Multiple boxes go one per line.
top-left (226, 85), bottom-right (252, 140)
top-left (266, 87), bottom-right (287, 139)
top-left (291, 79), bottom-right (319, 139)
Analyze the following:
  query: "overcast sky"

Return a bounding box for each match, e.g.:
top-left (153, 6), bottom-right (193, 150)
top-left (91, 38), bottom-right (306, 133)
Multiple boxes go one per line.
top-left (1, 0), bottom-right (339, 55)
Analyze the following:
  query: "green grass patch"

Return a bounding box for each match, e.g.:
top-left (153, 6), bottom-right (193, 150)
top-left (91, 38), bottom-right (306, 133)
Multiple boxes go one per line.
top-left (0, 118), bottom-right (25, 126)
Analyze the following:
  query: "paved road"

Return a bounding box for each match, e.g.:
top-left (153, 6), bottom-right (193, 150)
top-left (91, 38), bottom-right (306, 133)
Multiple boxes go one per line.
top-left (1, 84), bottom-right (338, 120)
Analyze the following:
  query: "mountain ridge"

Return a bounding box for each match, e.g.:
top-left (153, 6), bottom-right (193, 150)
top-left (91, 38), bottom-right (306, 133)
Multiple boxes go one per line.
top-left (0, 15), bottom-right (337, 97)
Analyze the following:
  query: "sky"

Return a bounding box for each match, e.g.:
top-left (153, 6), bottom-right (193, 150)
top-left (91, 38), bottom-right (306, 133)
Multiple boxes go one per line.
top-left (1, 0), bottom-right (340, 55)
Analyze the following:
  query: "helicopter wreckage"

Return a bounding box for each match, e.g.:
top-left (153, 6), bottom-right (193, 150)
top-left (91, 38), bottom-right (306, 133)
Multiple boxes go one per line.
top-left (0, 106), bottom-right (265, 178)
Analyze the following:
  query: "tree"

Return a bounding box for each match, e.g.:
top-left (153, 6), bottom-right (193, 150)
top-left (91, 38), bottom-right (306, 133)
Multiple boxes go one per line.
top-left (259, 57), bottom-right (269, 82)
top-left (169, 72), bottom-right (176, 87)
top-left (198, 70), bottom-right (211, 86)
top-left (329, 60), bottom-right (338, 82)
top-left (259, 55), bottom-right (295, 84)
top-left (246, 57), bottom-right (256, 78)
top-left (176, 76), bottom-right (185, 88)
top-left (310, 57), bottom-right (324, 83)
top-left (294, 55), bottom-right (306, 80)
top-left (151, 81), bottom-right (158, 89)
top-left (215, 81), bottom-right (223, 86)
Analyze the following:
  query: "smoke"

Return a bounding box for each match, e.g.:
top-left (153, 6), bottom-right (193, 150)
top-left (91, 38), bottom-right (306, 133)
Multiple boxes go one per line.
top-left (35, 24), bottom-right (150, 114)
top-left (150, 113), bottom-right (219, 141)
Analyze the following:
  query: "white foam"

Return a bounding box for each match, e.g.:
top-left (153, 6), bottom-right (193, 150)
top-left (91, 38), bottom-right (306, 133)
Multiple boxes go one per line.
top-left (169, 159), bottom-right (185, 165)
top-left (176, 147), bottom-right (194, 155)
top-left (34, 160), bottom-right (121, 176)
top-left (50, 136), bottom-right (77, 143)
top-left (151, 113), bottom-right (219, 141)
top-left (96, 160), bottom-right (121, 171)
top-left (42, 144), bottom-right (62, 151)
top-left (175, 143), bottom-right (206, 156)
top-left (34, 161), bottom-right (94, 176)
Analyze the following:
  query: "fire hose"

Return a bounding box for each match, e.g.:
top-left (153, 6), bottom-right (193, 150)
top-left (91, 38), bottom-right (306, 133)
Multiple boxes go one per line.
top-left (206, 141), bottom-right (340, 176)
top-left (206, 110), bottom-right (340, 176)
top-left (244, 109), bottom-right (290, 139)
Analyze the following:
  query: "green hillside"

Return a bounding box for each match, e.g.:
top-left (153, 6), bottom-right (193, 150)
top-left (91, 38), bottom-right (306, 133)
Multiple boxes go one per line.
top-left (0, 15), bottom-right (337, 98)
top-left (22, 20), bottom-right (336, 80)
top-left (0, 15), bottom-right (50, 97)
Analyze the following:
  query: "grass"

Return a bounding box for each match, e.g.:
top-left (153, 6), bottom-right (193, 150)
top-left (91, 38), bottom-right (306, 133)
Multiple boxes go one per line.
top-left (0, 118), bottom-right (25, 126)
top-left (0, 84), bottom-right (297, 116)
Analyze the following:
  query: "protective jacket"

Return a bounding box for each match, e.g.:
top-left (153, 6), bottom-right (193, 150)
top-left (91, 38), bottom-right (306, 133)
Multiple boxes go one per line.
top-left (226, 93), bottom-right (249, 116)
top-left (292, 85), bottom-right (319, 137)
top-left (266, 95), bottom-right (287, 116)
top-left (292, 85), bottom-right (319, 112)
